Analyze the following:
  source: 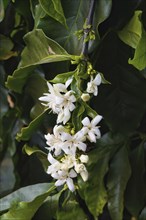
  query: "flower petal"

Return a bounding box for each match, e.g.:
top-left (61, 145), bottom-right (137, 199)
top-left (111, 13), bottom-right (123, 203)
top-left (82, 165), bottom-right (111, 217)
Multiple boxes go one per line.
top-left (55, 179), bottom-right (66, 186)
top-left (82, 117), bottom-right (90, 126)
top-left (92, 115), bottom-right (102, 126)
top-left (94, 74), bottom-right (101, 85)
top-left (66, 178), bottom-right (75, 192)
top-left (88, 131), bottom-right (96, 143)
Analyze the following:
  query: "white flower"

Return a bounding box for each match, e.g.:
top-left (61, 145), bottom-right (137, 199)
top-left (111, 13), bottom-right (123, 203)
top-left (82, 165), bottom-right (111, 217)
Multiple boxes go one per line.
top-left (82, 115), bottom-right (102, 142)
top-left (60, 128), bottom-right (87, 155)
top-left (74, 163), bottom-right (88, 182)
top-left (47, 153), bottom-right (77, 192)
top-left (45, 125), bottom-right (66, 156)
top-left (86, 74), bottom-right (101, 96)
top-left (39, 80), bottom-right (76, 124)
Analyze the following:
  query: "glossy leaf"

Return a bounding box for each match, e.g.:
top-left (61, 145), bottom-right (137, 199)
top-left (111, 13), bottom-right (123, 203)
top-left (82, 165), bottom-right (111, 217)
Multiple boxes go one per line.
top-left (16, 109), bottom-right (48, 141)
top-left (39, 0), bottom-right (67, 28)
top-left (6, 29), bottom-right (71, 93)
top-left (118, 11), bottom-right (142, 49)
top-left (50, 70), bottom-right (75, 84)
top-left (37, 0), bottom-right (90, 54)
top-left (0, 183), bottom-right (53, 212)
top-left (129, 27), bottom-right (146, 70)
top-left (125, 141), bottom-right (146, 217)
top-left (0, 184), bottom-right (56, 220)
top-left (107, 146), bottom-right (131, 220)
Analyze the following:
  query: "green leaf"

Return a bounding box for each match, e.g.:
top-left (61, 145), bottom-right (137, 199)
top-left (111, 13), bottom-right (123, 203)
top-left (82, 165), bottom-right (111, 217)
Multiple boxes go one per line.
top-left (50, 70), bottom-right (75, 84)
top-left (125, 141), bottom-right (146, 217)
top-left (0, 183), bottom-right (52, 212)
top-left (0, 0), bottom-right (4, 22)
top-left (0, 35), bottom-right (17, 60)
top-left (0, 184), bottom-right (56, 220)
top-left (6, 29), bottom-right (71, 93)
top-left (57, 200), bottom-right (87, 220)
top-left (72, 103), bottom-right (85, 131)
top-left (83, 102), bottom-right (97, 119)
top-left (16, 109), bottom-right (48, 141)
top-left (94, 32), bottom-right (146, 134)
top-left (39, 0), bottom-right (67, 28)
top-left (118, 11), bottom-right (142, 49)
top-left (78, 132), bottom-right (124, 218)
top-left (37, 0), bottom-right (91, 54)
top-left (23, 144), bottom-right (49, 171)
top-left (128, 27), bottom-right (146, 70)
top-left (107, 146), bottom-right (131, 220)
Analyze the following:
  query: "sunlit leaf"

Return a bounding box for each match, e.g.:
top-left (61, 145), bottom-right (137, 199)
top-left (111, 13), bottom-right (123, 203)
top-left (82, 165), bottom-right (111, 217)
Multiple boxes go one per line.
top-left (39, 0), bottom-right (67, 28)
top-left (118, 11), bottom-right (142, 49)
top-left (128, 27), bottom-right (146, 70)
top-left (0, 0), bottom-right (4, 22)
top-left (6, 29), bottom-right (71, 93)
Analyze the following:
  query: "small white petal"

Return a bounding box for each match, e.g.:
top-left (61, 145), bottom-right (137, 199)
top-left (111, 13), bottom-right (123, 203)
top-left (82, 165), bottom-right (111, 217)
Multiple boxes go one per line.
top-left (66, 178), bottom-right (75, 192)
top-left (82, 117), bottom-right (90, 126)
top-left (65, 78), bottom-right (72, 88)
top-left (47, 153), bottom-right (57, 164)
top-left (80, 155), bottom-right (89, 163)
top-left (78, 142), bottom-right (87, 151)
top-left (55, 179), bottom-right (66, 186)
top-left (94, 74), bottom-right (102, 86)
top-left (88, 131), bottom-right (96, 143)
top-left (94, 128), bottom-right (101, 139)
top-left (80, 170), bottom-right (88, 182)
top-left (69, 169), bottom-right (77, 178)
top-left (92, 115), bottom-right (103, 126)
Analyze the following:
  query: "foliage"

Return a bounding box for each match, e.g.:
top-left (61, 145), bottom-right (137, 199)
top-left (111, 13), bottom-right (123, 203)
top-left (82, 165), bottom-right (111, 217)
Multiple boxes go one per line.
top-left (0, 0), bottom-right (146, 220)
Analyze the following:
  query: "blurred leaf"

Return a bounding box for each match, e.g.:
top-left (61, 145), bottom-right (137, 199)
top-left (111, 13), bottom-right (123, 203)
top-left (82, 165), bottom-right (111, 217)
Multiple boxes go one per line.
top-left (0, 86), bottom-right (8, 119)
top-left (125, 141), bottom-right (146, 217)
top-left (118, 11), bottom-right (142, 49)
top-left (0, 152), bottom-right (15, 196)
top-left (139, 207), bottom-right (146, 220)
top-left (129, 27), bottom-right (146, 70)
top-left (39, 0), bottom-right (67, 28)
top-left (0, 184), bottom-right (56, 220)
top-left (0, 0), bottom-right (4, 22)
top-left (107, 146), bottom-right (131, 220)
top-left (0, 35), bottom-right (17, 60)
top-left (16, 109), bottom-right (48, 141)
top-left (6, 29), bottom-right (71, 93)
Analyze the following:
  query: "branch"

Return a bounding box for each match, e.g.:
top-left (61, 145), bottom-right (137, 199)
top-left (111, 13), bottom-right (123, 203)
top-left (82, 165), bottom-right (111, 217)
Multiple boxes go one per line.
top-left (81, 0), bottom-right (96, 58)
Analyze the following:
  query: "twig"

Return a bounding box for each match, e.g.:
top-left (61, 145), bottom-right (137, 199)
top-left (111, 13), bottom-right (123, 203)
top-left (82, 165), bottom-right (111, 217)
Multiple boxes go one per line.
top-left (81, 0), bottom-right (96, 58)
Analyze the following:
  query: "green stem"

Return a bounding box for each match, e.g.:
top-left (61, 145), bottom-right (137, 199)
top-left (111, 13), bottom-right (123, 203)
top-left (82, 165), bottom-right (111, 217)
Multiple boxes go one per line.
top-left (81, 0), bottom-right (96, 58)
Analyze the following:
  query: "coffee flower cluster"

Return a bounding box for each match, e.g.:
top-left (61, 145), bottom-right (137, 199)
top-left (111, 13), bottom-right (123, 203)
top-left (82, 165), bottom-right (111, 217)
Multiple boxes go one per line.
top-left (39, 73), bottom-right (102, 191)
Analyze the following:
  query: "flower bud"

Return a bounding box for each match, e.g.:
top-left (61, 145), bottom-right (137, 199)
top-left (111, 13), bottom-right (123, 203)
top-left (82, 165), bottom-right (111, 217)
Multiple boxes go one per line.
top-left (81, 93), bottom-right (90, 102)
